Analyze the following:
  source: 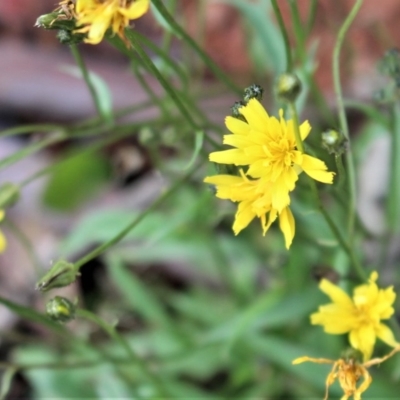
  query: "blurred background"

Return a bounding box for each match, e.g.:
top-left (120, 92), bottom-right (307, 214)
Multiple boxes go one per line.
top-left (1, 0), bottom-right (400, 398)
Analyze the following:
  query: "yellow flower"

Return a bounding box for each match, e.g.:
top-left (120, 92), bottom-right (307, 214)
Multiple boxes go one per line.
top-left (293, 346), bottom-right (400, 400)
top-left (311, 272), bottom-right (398, 361)
top-left (209, 99), bottom-right (334, 212)
top-left (204, 170), bottom-right (295, 248)
top-left (75, 0), bottom-right (149, 44)
top-left (0, 210), bottom-right (6, 253)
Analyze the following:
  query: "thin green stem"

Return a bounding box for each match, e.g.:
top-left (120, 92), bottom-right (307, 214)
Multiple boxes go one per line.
top-left (287, 0), bottom-right (306, 64)
top-left (271, 0), bottom-right (292, 72)
top-left (70, 44), bottom-right (103, 117)
top-left (308, 181), bottom-right (366, 281)
top-left (290, 101), bottom-right (366, 281)
top-left (0, 124), bottom-right (64, 138)
top-left (334, 154), bottom-right (346, 188)
top-left (126, 30), bottom-right (198, 128)
top-left (151, 0), bottom-right (241, 95)
top-left (306, 0), bottom-right (318, 35)
top-left (73, 166), bottom-right (196, 270)
top-left (332, 0), bottom-right (363, 239)
top-left (76, 309), bottom-right (169, 397)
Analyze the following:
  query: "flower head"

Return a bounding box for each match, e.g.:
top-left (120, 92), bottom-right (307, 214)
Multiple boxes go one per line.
top-left (0, 210), bottom-right (6, 253)
top-left (204, 170), bottom-right (295, 248)
top-left (209, 99), bottom-right (334, 212)
top-left (75, 0), bottom-right (149, 44)
top-left (204, 98), bottom-right (334, 247)
top-left (311, 271), bottom-right (398, 361)
top-left (293, 346), bottom-right (400, 400)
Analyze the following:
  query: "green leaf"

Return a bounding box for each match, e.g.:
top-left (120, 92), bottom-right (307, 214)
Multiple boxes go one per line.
top-left (184, 130), bottom-right (204, 170)
top-left (106, 254), bottom-right (173, 329)
top-left (42, 151), bottom-right (110, 211)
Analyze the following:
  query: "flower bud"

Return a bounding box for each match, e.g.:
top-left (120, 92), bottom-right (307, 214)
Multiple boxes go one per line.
top-left (321, 129), bottom-right (347, 156)
top-left (57, 29), bottom-right (86, 45)
top-left (36, 260), bottom-right (80, 292)
top-left (35, 13), bottom-right (75, 31)
top-left (0, 183), bottom-right (20, 209)
top-left (275, 73), bottom-right (302, 102)
top-left (230, 101), bottom-right (247, 122)
top-left (46, 296), bottom-right (76, 323)
top-left (243, 84), bottom-right (264, 103)
top-left (378, 48), bottom-right (400, 79)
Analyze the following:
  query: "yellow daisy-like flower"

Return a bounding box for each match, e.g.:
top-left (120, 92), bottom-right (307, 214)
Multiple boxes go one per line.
top-left (293, 346), bottom-right (400, 400)
top-left (204, 170), bottom-right (295, 248)
top-left (209, 99), bottom-right (334, 212)
top-left (311, 271), bottom-right (398, 361)
top-left (0, 210), bottom-right (6, 253)
top-left (75, 0), bottom-right (149, 44)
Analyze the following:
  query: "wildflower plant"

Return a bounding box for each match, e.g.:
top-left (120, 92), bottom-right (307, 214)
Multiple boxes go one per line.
top-left (1, 0), bottom-right (400, 399)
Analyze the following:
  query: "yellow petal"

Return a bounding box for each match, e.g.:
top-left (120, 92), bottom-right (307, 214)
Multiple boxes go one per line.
top-left (376, 323), bottom-right (398, 348)
top-left (311, 304), bottom-right (356, 333)
top-left (299, 120), bottom-right (311, 140)
top-left (233, 201), bottom-right (255, 234)
top-left (300, 154), bottom-right (335, 183)
top-left (319, 279), bottom-right (354, 307)
top-left (209, 149), bottom-right (252, 165)
top-left (239, 99), bottom-right (269, 130)
top-left (119, 0), bottom-right (149, 18)
top-left (225, 116), bottom-right (251, 135)
top-left (279, 206), bottom-right (295, 249)
top-left (349, 325), bottom-right (376, 361)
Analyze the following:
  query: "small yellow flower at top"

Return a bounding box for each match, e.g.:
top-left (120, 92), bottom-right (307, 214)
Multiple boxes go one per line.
top-left (293, 346), bottom-right (400, 400)
top-left (311, 271), bottom-right (398, 361)
top-left (0, 210), bottom-right (6, 253)
top-left (75, 0), bottom-right (150, 45)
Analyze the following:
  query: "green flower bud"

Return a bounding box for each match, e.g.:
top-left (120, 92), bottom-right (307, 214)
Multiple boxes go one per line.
top-left (321, 129), bottom-right (347, 156)
top-left (57, 29), bottom-right (86, 45)
top-left (275, 73), bottom-right (302, 102)
top-left (230, 101), bottom-right (246, 122)
top-left (378, 48), bottom-right (400, 79)
top-left (341, 348), bottom-right (363, 363)
top-left (0, 183), bottom-right (20, 209)
top-left (243, 84), bottom-right (264, 103)
top-left (36, 260), bottom-right (80, 292)
top-left (46, 296), bottom-right (76, 323)
top-left (35, 13), bottom-right (76, 31)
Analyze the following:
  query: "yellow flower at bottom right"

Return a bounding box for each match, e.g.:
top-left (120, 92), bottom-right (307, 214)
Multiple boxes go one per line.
top-left (311, 271), bottom-right (398, 361)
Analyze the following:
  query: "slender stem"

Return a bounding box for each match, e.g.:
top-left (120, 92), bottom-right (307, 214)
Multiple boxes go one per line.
top-left (73, 167), bottom-right (196, 270)
top-left (287, 0), bottom-right (306, 64)
top-left (334, 154), bottom-right (346, 188)
top-left (0, 124), bottom-right (64, 138)
top-left (126, 30), bottom-right (198, 128)
top-left (306, 0), bottom-right (318, 35)
top-left (270, 0), bottom-right (292, 72)
top-left (70, 45), bottom-right (103, 117)
top-left (151, 0), bottom-right (241, 95)
top-left (289, 101), bottom-right (366, 281)
top-left (332, 0), bottom-right (363, 239)
top-left (309, 181), bottom-right (366, 281)
top-left (76, 309), bottom-right (169, 397)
